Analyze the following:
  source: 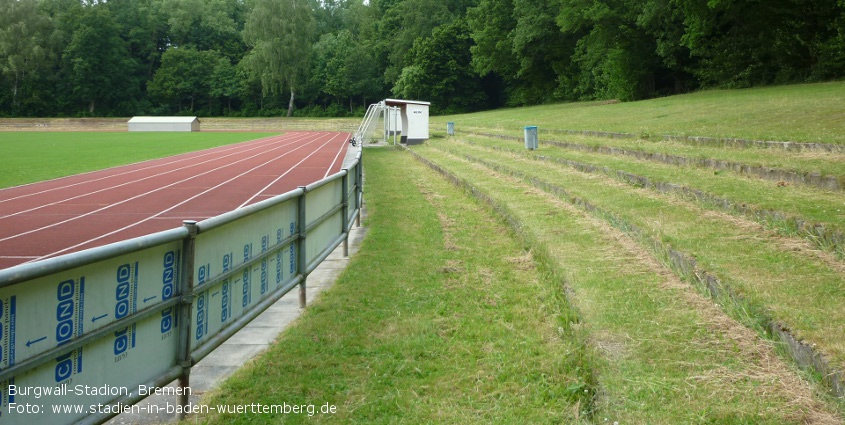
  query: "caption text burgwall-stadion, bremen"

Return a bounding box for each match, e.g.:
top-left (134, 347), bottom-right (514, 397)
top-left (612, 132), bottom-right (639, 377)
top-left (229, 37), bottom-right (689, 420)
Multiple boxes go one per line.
top-left (5, 384), bottom-right (337, 417)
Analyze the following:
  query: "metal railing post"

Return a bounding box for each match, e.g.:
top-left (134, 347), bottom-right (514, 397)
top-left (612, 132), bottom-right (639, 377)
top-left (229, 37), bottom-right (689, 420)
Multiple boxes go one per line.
top-left (355, 156), bottom-right (363, 227)
top-left (176, 220), bottom-right (198, 420)
top-left (297, 187), bottom-right (308, 308)
top-left (341, 170), bottom-right (350, 257)
top-left (393, 106), bottom-right (399, 145)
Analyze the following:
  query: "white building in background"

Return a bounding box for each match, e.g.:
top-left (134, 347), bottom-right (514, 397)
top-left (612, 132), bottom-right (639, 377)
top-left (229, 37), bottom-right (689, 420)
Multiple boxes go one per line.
top-left (128, 116), bottom-right (200, 132)
top-left (384, 99), bottom-right (430, 145)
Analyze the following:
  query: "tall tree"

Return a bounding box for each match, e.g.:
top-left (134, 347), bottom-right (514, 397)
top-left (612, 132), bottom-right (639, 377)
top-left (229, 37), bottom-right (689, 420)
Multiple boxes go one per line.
top-left (243, 0), bottom-right (316, 117)
top-left (467, 0), bottom-right (518, 82)
top-left (810, 0), bottom-right (845, 80)
top-left (672, 0), bottom-right (843, 87)
top-left (375, 0), bottom-right (454, 85)
top-left (636, 0), bottom-right (696, 94)
top-left (393, 18), bottom-right (486, 113)
top-left (165, 0), bottom-right (247, 62)
top-left (468, 0), bottom-right (570, 105)
top-left (107, 0), bottom-right (170, 82)
top-left (311, 0), bottom-right (350, 36)
top-left (312, 30), bottom-right (381, 111)
top-left (210, 56), bottom-right (239, 114)
top-left (0, 0), bottom-right (56, 113)
top-left (558, 0), bottom-right (663, 100)
top-left (148, 47), bottom-right (220, 112)
top-left (61, 4), bottom-right (136, 114)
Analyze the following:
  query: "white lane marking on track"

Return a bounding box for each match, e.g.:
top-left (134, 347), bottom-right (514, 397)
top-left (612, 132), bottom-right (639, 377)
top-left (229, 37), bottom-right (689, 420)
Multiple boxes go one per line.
top-left (236, 132), bottom-right (345, 209)
top-left (2, 132), bottom-right (326, 245)
top-left (0, 134), bottom-right (309, 219)
top-left (324, 133), bottom-right (349, 178)
top-left (28, 133), bottom-right (334, 262)
top-left (0, 134), bottom-right (290, 204)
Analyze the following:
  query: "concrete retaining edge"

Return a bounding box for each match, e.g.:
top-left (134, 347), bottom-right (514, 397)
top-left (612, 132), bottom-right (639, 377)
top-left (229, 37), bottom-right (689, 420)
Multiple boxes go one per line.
top-left (542, 128), bottom-right (845, 153)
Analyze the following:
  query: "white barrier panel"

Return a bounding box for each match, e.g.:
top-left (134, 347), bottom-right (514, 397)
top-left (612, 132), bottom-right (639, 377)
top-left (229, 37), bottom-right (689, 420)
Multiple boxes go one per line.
top-left (0, 149), bottom-right (362, 425)
top-left (306, 215), bottom-right (343, 268)
top-left (2, 313), bottom-right (178, 425)
top-left (190, 199), bottom-right (298, 351)
top-left (304, 180), bottom-right (344, 266)
top-left (0, 242), bottom-right (182, 425)
top-left (347, 163), bottom-right (359, 226)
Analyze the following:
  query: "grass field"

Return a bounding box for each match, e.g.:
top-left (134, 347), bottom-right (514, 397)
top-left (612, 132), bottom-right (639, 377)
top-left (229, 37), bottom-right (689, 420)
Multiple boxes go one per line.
top-left (0, 132), bottom-right (278, 187)
top-left (434, 81), bottom-right (845, 144)
top-left (2, 82), bottom-right (844, 422)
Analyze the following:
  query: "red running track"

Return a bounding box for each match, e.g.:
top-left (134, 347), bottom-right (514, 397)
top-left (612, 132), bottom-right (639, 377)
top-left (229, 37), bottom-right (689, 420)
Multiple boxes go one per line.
top-left (0, 131), bottom-right (350, 269)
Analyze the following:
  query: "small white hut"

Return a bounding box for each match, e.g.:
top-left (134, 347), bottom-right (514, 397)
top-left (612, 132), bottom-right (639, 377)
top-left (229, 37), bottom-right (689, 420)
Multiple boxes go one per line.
top-left (128, 116), bottom-right (200, 132)
top-left (383, 99), bottom-right (430, 144)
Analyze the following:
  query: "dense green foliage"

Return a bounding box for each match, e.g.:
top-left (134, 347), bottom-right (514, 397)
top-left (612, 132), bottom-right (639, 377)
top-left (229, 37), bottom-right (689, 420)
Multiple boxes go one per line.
top-left (1, 0), bottom-right (844, 116)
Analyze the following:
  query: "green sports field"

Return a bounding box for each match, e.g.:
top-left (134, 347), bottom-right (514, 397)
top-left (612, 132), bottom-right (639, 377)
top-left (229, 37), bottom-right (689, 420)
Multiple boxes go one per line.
top-left (0, 132), bottom-right (278, 188)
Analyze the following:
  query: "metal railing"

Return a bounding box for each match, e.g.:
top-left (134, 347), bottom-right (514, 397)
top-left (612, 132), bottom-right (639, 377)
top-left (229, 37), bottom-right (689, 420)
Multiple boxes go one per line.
top-left (353, 102), bottom-right (384, 145)
top-left (0, 151), bottom-right (363, 425)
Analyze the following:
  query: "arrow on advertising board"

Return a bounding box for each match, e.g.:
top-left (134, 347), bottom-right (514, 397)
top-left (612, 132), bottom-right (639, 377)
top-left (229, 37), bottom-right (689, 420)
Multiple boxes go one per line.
top-left (144, 295), bottom-right (157, 303)
top-left (26, 336), bottom-right (47, 347)
top-left (92, 313), bottom-right (108, 323)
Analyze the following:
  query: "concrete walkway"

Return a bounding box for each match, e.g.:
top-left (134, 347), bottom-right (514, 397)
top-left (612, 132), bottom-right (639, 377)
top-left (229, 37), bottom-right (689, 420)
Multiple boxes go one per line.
top-left (106, 223), bottom-right (368, 425)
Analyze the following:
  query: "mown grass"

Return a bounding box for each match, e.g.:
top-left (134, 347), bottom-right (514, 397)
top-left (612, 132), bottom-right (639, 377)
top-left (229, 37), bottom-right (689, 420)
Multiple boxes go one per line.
top-left (410, 144), bottom-right (842, 423)
top-left (0, 132), bottom-right (278, 188)
top-left (455, 134), bottom-right (845, 248)
top-left (434, 81), bottom-right (845, 144)
top-left (480, 132), bottom-right (845, 182)
top-left (191, 148), bottom-right (595, 424)
top-left (426, 138), bottom-right (845, 372)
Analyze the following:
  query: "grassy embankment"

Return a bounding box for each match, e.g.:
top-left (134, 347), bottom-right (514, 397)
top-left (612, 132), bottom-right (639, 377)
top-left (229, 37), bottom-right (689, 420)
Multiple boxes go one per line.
top-left (195, 82), bottom-right (845, 423)
top-left (433, 81), bottom-right (845, 144)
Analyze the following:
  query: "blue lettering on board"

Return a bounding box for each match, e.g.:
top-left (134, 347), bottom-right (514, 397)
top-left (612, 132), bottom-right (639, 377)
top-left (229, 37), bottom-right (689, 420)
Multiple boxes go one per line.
top-left (195, 291), bottom-right (207, 341)
top-left (221, 283), bottom-right (230, 323)
top-left (55, 278), bottom-right (84, 345)
top-left (242, 244), bottom-right (252, 309)
top-left (161, 251), bottom-right (178, 335)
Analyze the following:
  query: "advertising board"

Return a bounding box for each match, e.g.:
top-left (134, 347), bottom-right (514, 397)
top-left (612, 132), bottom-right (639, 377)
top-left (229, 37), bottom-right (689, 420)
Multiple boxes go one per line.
top-left (0, 242), bottom-right (182, 424)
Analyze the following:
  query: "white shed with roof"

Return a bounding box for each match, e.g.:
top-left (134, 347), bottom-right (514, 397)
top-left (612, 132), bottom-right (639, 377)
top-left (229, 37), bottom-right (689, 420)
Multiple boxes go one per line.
top-left (128, 116), bottom-right (200, 132)
top-left (384, 99), bottom-right (429, 144)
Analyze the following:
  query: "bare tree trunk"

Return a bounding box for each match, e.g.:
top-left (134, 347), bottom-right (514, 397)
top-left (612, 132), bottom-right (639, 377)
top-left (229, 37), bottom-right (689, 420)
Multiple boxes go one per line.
top-left (12, 74), bottom-right (19, 108)
top-left (88, 99), bottom-right (95, 114)
top-left (287, 89), bottom-right (295, 117)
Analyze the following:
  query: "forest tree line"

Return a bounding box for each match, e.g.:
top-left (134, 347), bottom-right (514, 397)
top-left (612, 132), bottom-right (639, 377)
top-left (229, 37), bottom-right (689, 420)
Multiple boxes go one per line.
top-left (2, 0), bottom-right (844, 117)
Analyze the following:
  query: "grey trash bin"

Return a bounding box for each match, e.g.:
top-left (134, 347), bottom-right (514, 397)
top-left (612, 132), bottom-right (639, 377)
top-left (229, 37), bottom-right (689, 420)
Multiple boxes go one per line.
top-left (524, 126), bottom-right (538, 150)
top-left (447, 122), bottom-right (455, 136)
